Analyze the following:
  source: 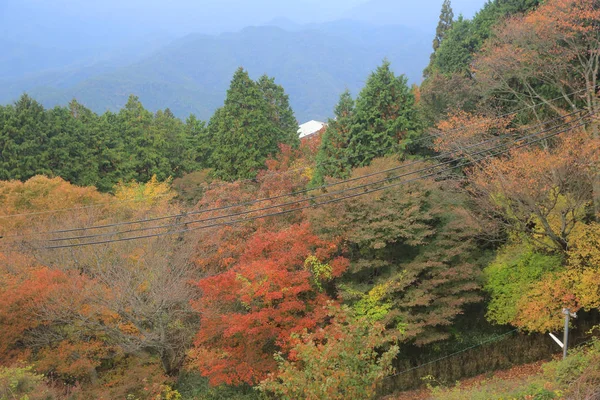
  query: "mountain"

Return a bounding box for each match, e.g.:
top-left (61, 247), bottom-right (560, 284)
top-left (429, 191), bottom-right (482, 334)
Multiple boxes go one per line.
top-left (1, 23), bottom-right (430, 122)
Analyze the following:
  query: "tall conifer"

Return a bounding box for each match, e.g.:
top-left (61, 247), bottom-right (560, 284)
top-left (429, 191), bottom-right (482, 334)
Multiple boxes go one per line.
top-left (346, 61), bottom-right (418, 167)
top-left (313, 90), bottom-right (355, 183)
top-left (257, 75), bottom-right (299, 148)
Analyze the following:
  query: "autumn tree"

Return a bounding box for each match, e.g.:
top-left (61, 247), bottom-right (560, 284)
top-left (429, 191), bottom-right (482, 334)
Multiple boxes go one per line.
top-left (473, 0), bottom-right (600, 125)
top-left (420, 0), bottom-right (540, 124)
top-left (309, 157), bottom-right (483, 344)
top-left (469, 128), bottom-right (598, 252)
top-left (0, 176), bottom-right (199, 380)
top-left (190, 222), bottom-right (347, 386)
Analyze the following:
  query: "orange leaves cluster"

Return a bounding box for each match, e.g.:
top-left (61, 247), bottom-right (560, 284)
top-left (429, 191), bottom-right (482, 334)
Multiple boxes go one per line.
top-left (469, 128), bottom-right (598, 250)
top-left (434, 110), bottom-right (514, 155)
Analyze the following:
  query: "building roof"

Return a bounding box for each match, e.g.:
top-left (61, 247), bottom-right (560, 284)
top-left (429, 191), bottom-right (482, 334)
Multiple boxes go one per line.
top-left (298, 120), bottom-right (326, 139)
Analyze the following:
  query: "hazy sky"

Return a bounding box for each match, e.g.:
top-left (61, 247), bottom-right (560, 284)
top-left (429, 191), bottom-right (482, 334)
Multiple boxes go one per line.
top-left (1, 0), bottom-right (487, 45)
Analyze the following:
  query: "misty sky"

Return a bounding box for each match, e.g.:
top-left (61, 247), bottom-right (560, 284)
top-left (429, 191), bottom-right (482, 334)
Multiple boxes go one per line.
top-left (1, 0), bottom-right (486, 45)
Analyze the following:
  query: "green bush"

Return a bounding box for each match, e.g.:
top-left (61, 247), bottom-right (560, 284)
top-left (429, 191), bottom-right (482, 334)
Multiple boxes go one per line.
top-left (175, 371), bottom-right (262, 400)
top-left (484, 246), bottom-right (563, 326)
top-left (0, 365), bottom-right (57, 400)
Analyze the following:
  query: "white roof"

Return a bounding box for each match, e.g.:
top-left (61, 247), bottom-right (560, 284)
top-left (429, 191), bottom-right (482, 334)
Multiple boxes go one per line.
top-left (298, 120), bottom-right (326, 139)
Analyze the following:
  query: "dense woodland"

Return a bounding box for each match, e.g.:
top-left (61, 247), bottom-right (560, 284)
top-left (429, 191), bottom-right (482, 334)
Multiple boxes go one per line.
top-left (0, 0), bottom-right (599, 399)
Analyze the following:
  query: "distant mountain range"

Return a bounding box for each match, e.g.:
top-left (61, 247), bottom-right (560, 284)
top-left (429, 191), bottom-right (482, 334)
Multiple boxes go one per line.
top-left (0, 21), bottom-right (432, 122)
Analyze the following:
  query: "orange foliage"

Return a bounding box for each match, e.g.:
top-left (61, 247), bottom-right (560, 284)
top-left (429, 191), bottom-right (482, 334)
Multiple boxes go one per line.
top-left (469, 128), bottom-right (599, 250)
top-left (434, 110), bottom-right (514, 155)
top-left (515, 273), bottom-right (578, 332)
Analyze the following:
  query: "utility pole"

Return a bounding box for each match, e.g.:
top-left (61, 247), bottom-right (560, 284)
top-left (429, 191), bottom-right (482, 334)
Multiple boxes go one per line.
top-left (562, 308), bottom-right (577, 360)
top-left (548, 308), bottom-right (577, 359)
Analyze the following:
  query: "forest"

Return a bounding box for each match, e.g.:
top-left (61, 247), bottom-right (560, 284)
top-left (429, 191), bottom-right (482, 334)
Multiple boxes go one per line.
top-left (0, 0), bottom-right (599, 399)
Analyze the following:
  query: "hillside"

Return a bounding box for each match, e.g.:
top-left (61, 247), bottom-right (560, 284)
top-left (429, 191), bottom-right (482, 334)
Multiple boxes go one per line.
top-left (1, 23), bottom-right (430, 121)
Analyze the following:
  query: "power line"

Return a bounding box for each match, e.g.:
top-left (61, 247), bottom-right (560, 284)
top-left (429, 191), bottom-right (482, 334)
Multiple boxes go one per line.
top-left (9, 109), bottom-right (586, 241)
top-left (43, 117), bottom-right (589, 249)
top-left (2, 86), bottom-right (593, 221)
top-left (44, 114), bottom-right (589, 244)
top-left (40, 114), bottom-right (588, 243)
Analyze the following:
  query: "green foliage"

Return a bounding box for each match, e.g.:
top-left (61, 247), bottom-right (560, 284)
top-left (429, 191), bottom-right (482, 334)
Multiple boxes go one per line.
top-left (208, 68), bottom-right (298, 181)
top-left (0, 94), bottom-right (205, 192)
top-left (420, 0), bottom-right (540, 124)
top-left (433, 0), bottom-right (541, 76)
top-left (425, 0), bottom-right (454, 78)
top-left (0, 365), bottom-right (57, 400)
top-left (312, 90), bottom-right (355, 183)
top-left (484, 246), bottom-right (564, 326)
top-left (175, 372), bottom-right (262, 400)
top-left (257, 75), bottom-right (299, 149)
top-left (346, 60), bottom-right (419, 168)
top-left (310, 157), bottom-right (483, 344)
top-left (303, 255), bottom-right (333, 291)
top-left (352, 282), bottom-right (394, 323)
top-left (258, 305), bottom-right (399, 400)
top-left (433, 0), bottom-right (454, 53)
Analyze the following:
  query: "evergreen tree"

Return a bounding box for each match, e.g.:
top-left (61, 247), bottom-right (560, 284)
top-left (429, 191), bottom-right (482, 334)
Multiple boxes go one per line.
top-left (117, 95), bottom-right (159, 182)
top-left (183, 114), bottom-right (208, 171)
top-left (346, 61), bottom-right (418, 167)
top-left (0, 94), bottom-right (51, 181)
top-left (0, 94), bottom-right (208, 191)
top-left (46, 100), bottom-right (100, 187)
top-left (96, 110), bottom-right (129, 192)
top-left (257, 75), bottom-right (299, 148)
top-left (209, 68), bottom-right (292, 181)
top-left (433, 0), bottom-right (454, 53)
top-left (313, 90), bottom-right (355, 183)
top-left (424, 0), bottom-right (454, 78)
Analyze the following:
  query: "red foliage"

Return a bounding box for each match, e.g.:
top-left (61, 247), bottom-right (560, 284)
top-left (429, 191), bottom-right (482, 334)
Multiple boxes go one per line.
top-left (190, 222), bottom-right (347, 386)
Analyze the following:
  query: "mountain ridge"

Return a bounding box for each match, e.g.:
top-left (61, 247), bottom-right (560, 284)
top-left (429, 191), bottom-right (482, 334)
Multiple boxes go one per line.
top-left (1, 21), bottom-right (431, 122)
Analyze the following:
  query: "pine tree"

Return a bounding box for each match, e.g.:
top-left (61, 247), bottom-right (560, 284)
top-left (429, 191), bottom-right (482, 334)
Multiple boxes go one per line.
top-left (313, 90), bottom-right (355, 183)
top-left (433, 0), bottom-right (454, 53)
top-left (346, 61), bottom-right (418, 167)
top-left (0, 94), bottom-right (51, 181)
top-left (117, 95), bottom-right (158, 182)
top-left (46, 100), bottom-right (100, 187)
top-left (185, 114), bottom-right (209, 170)
top-left (151, 108), bottom-right (187, 180)
top-left (424, 0), bottom-right (454, 78)
top-left (257, 75), bottom-right (299, 148)
top-left (209, 68), bottom-right (291, 181)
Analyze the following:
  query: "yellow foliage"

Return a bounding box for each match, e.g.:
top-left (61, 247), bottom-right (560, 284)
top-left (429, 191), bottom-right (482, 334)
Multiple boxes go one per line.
top-left (114, 175), bottom-right (175, 206)
top-left (567, 222), bottom-right (600, 310)
top-left (304, 255), bottom-right (333, 291)
top-left (568, 222), bottom-right (600, 270)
